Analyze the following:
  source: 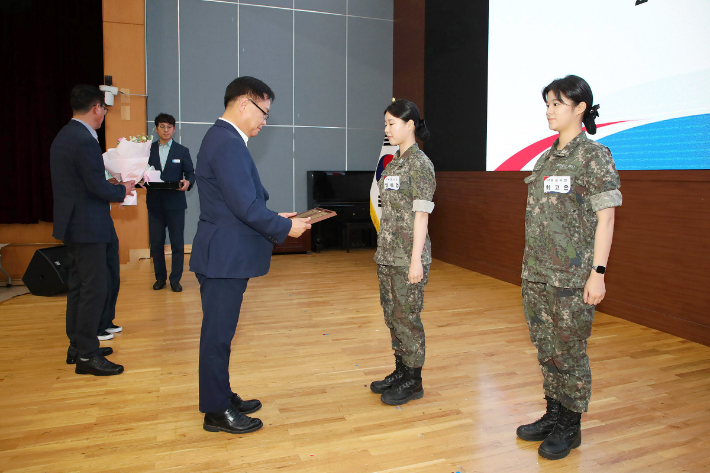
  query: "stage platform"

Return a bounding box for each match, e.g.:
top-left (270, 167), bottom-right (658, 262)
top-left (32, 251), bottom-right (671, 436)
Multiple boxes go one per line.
top-left (0, 250), bottom-right (708, 472)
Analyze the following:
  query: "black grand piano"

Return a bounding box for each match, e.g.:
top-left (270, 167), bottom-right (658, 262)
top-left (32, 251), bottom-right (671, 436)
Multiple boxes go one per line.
top-left (307, 171), bottom-right (377, 252)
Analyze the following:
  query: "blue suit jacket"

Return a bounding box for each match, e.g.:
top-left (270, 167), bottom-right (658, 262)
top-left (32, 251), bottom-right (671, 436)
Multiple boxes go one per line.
top-left (189, 119), bottom-right (291, 279)
top-left (50, 120), bottom-right (127, 243)
top-left (146, 140), bottom-right (195, 211)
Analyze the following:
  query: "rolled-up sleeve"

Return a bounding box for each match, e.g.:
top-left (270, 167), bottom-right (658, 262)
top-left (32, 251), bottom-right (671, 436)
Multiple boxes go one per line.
top-left (590, 189), bottom-right (622, 211)
top-left (586, 145), bottom-right (622, 212)
top-left (410, 156), bottom-right (436, 214)
top-left (413, 199), bottom-right (435, 213)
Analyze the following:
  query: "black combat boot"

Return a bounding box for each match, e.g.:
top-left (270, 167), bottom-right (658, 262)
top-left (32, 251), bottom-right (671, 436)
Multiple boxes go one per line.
top-left (380, 365), bottom-right (423, 405)
top-left (538, 404), bottom-right (582, 460)
top-left (516, 396), bottom-right (561, 441)
top-left (370, 355), bottom-right (405, 394)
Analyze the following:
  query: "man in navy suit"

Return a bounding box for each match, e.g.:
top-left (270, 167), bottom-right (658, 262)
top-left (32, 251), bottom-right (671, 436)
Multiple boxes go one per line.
top-left (191, 76), bottom-right (311, 434)
top-left (50, 85), bottom-right (136, 376)
top-left (147, 113), bottom-right (195, 292)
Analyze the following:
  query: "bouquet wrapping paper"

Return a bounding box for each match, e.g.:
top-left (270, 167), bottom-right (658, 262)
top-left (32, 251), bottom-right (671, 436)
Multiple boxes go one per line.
top-left (103, 139), bottom-right (151, 205)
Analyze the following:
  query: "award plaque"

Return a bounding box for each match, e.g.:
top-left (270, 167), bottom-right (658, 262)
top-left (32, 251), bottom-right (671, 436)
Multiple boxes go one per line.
top-left (141, 181), bottom-right (180, 190)
top-left (290, 207), bottom-right (337, 224)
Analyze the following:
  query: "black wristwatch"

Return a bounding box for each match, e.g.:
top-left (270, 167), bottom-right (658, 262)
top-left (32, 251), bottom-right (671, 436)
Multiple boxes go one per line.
top-left (592, 265), bottom-right (606, 274)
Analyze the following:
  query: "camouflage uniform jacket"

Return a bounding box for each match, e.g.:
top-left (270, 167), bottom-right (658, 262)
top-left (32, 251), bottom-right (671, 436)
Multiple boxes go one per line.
top-left (374, 143), bottom-right (436, 267)
top-left (522, 132), bottom-right (622, 288)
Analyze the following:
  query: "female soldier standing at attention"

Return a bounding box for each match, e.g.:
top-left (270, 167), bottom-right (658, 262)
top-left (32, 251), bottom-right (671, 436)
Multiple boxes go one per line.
top-left (517, 75), bottom-right (622, 460)
top-left (370, 99), bottom-right (435, 406)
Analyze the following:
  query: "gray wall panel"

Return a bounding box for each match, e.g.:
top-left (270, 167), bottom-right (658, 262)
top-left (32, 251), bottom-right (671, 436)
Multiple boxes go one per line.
top-left (249, 126), bottom-right (294, 213)
top-left (348, 0), bottom-right (393, 20)
top-left (239, 5), bottom-right (293, 126)
top-left (241, 0), bottom-right (293, 8)
top-left (347, 129), bottom-right (384, 171)
top-left (294, 11), bottom-right (346, 127)
top-left (179, 0), bottom-right (239, 123)
top-left (295, 0), bottom-right (346, 14)
top-left (176, 123), bottom-right (212, 244)
top-left (146, 1), bottom-right (393, 236)
top-left (347, 16), bottom-right (392, 129)
top-left (294, 127), bottom-right (346, 211)
top-left (146, 0), bottom-right (179, 124)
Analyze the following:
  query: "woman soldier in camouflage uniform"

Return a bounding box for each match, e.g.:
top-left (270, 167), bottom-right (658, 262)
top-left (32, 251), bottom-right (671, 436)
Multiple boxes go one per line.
top-left (517, 76), bottom-right (622, 460)
top-left (370, 99), bottom-right (435, 406)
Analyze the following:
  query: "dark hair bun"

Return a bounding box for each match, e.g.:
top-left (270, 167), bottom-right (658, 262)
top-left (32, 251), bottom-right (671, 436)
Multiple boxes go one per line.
top-left (416, 118), bottom-right (430, 141)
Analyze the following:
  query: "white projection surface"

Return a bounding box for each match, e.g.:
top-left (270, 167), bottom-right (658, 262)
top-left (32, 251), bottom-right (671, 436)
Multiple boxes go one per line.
top-left (487, 0), bottom-right (710, 171)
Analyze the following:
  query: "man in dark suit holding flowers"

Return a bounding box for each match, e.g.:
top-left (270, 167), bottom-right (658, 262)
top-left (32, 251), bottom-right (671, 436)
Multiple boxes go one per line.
top-left (51, 84), bottom-right (135, 375)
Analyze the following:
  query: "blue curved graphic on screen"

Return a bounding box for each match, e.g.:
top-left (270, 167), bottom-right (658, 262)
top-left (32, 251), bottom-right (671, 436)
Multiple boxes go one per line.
top-left (598, 114), bottom-right (710, 170)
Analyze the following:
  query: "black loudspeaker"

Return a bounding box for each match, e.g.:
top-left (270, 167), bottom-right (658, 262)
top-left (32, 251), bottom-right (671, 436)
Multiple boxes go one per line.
top-left (23, 246), bottom-right (70, 296)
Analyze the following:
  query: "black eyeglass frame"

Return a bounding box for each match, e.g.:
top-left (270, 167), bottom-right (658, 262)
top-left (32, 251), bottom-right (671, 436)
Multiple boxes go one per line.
top-left (248, 98), bottom-right (269, 121)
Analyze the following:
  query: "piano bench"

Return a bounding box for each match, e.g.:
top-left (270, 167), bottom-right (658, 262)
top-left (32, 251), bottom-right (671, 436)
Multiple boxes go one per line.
top-left (342, 220), bottom-right (376, 253)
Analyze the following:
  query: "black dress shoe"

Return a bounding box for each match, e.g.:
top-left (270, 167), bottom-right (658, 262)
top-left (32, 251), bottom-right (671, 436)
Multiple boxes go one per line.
top-left (203, 406), bottom-right (263, 434)
top-left (75, 354), bottom-right (124, 376)
top-left (67, 346), bottom-right (113, 364)
top-left (231, 393), bottom-right (262, 414)
top-left (170, 282), bottom-right (182, 292)
top-left (153, 280), bottom-right (166, 290)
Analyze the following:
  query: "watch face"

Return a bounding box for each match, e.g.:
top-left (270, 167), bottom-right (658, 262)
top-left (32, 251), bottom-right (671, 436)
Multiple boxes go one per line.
top-left (594, 265), bottom-right (606, 274)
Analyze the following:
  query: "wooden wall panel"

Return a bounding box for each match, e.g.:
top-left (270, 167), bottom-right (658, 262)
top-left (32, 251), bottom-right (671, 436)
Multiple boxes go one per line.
top-left (0, 222), bottom-right (61, 281)
top-left (428, 172), bottom-right (527, 286)
top-left (102, 0), bottom-right (145, 25)
top-left (103, 0), bottom-right (149, 264)
top-left (393, 0), bottom-right (426, 114)
top-left (429, 171), bottom-right (710, 346)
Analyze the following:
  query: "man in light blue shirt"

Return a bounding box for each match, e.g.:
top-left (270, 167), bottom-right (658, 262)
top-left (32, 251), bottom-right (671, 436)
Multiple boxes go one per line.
top-left (147, 113), bottom-right (195, 291)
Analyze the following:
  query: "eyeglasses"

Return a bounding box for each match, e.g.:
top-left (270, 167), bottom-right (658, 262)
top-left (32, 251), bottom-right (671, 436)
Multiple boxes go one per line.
top-left (98, 103), bottom-right (108, 114)
top-left (248, 98), bottom-right (269, 121)
top-left (158, 124), bottom-right (174, 130)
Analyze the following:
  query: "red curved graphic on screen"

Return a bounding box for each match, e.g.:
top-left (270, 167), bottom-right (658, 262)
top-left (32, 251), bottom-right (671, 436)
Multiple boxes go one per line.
top-left (494, 121), bottom-right (629, 171)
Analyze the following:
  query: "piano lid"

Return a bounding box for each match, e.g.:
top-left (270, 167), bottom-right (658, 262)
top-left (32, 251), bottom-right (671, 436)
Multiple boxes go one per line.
top-left (308, 171), bottom-right (374, 203)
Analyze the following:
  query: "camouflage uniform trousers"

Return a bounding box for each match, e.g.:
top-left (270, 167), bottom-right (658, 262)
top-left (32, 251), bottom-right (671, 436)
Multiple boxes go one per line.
top-left (377, 264), bottom-right (430, 368)
top-left (521, 279), bottom-right (595, 413)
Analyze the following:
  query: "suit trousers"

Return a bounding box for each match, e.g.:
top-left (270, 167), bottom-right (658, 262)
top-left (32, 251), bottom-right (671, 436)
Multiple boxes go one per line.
top-left (98, 229), bottom-right (120, 333)
top-left (149, 207), bottom-right (185, 283)
top-left (66, 241), bottom-right (112, 357)
top-left (196, 274), bottom-right (249, 413)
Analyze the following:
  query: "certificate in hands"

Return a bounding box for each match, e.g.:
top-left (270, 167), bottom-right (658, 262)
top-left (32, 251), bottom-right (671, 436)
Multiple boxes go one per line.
top-left (290, 208), bottom-right (337, 224)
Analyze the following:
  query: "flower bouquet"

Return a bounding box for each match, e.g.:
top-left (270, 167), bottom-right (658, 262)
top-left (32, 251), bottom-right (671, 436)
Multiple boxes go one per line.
top-left (103, 134), bottom-right (152, 205)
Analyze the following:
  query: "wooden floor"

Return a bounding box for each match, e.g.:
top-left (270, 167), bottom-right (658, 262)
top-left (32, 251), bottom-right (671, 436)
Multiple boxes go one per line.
top-left (0, 250), bottom-right (709, 473)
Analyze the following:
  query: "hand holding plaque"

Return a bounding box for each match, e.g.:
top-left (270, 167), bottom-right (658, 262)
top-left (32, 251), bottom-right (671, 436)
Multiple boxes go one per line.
top-left (289, 208), bottom-right (337, 224)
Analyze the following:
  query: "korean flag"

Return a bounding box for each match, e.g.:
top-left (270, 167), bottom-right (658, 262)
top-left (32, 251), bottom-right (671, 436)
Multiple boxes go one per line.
top-left (369, 136), bottom-right (398, 232)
